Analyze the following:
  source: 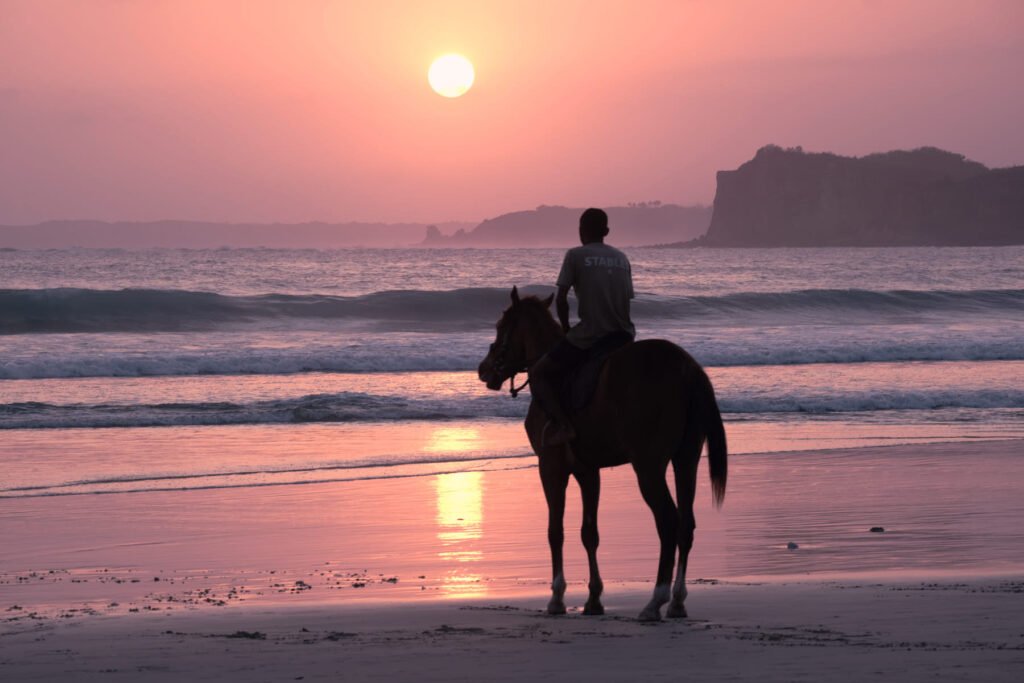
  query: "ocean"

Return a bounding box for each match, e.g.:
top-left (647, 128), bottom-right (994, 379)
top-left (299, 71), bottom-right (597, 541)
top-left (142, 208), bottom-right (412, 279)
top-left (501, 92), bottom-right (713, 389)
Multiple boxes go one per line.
top-left (2, 246), bottom-right (1023, 499)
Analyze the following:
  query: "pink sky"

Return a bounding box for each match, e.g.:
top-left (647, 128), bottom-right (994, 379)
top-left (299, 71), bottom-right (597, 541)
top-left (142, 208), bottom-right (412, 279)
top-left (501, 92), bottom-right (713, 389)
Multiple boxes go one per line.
top-left (1, 0), bottom-right (1022, 224)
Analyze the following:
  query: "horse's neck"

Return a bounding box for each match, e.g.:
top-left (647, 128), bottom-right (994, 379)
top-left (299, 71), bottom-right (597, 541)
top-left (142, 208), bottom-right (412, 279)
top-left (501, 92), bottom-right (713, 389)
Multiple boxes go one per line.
top-left (524, 315), bottom-right (562, 368)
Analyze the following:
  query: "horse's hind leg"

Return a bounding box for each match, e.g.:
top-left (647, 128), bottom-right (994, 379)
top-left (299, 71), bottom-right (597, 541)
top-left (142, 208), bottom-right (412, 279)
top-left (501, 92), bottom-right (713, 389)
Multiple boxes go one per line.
top-left (667, 447), bottom-right (700, 619)
top-left (634, 461), bottom-right (678, 622)
top-left (540, 454), bottom-right (570, 615)
top-left (574, 467), bottom-right (604, 615)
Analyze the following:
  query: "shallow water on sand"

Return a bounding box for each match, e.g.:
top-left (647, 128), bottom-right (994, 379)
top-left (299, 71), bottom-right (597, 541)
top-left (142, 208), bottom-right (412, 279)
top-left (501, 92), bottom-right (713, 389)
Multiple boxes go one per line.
top-left (3, 441), bottom-right (1023, 624)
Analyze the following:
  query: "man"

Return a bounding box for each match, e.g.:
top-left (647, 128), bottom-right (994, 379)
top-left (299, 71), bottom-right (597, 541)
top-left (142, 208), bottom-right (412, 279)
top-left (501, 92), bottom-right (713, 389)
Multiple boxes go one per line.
top-left (530, 207), bottom-right (636, 446)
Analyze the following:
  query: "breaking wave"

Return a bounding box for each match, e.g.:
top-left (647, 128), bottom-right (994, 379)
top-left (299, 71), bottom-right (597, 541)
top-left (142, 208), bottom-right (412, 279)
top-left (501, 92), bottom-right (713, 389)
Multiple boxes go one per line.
top-left (2, 286), bottom-right (1021, 334)
top-left (1, 333), bottom-right (1022, 380)
top-left (3, 386), bottom-right (1023, 430)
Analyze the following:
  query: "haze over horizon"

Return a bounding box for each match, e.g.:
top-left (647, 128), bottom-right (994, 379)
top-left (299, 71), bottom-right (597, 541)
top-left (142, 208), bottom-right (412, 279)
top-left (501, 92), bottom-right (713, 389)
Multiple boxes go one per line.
top-left (2, 0), bottom-right (1023, 226)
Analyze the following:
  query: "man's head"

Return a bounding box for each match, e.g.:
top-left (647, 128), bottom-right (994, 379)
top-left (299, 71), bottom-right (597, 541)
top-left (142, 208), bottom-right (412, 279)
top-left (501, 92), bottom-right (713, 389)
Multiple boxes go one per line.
top-left (579, 208), bottom-right (609, 244)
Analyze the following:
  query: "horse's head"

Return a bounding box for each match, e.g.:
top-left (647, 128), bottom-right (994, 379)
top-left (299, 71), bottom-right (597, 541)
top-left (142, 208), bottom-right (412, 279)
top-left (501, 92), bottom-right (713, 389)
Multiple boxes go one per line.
top-left (478, 286), bottom-right (557, 391)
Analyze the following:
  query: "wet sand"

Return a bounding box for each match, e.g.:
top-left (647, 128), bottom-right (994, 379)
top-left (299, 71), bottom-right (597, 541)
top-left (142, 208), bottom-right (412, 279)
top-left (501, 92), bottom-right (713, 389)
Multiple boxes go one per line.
top-left (3, 439), bottom-right (1024, 680)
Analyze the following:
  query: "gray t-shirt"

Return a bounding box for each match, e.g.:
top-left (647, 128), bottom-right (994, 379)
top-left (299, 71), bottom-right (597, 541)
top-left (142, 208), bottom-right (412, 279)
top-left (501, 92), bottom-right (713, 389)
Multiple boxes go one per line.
top-left (556, 242), bottom-right (636, 349)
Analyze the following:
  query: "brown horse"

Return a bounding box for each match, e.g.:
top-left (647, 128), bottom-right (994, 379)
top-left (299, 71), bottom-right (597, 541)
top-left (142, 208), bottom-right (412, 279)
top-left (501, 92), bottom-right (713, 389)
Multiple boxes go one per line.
top-left (478, 287), bottom-right (727, 621)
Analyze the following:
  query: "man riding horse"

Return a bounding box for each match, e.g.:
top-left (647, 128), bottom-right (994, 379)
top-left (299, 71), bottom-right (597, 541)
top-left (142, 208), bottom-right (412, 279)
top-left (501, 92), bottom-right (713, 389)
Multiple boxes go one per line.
top-left (531, 207), bottom-right (636, 447)
top-left (478, 209), bottom-right (726, 621)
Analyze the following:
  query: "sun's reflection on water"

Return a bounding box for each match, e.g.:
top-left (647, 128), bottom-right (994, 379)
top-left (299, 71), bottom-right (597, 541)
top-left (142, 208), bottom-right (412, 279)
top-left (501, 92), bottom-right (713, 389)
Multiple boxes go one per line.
top-left (424, 427), bottom-right (483, 454)
top-left (434, 469), bottom-right (487, 598)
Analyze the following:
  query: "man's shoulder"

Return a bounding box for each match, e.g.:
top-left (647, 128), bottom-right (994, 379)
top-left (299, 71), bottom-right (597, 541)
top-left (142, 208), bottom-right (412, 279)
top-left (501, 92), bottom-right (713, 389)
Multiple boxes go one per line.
top-left (600, 243), bottom-right (630, 262)
top-left (561, 245), bottom-right (591, 267)
top-left (569, 243), bottom-right (628, 257)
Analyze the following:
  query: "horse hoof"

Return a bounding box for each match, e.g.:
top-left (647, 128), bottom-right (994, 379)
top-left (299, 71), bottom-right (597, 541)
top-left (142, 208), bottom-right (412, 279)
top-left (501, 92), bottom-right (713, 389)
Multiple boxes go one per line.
top-left (547, 601), bottom-right (567, 616)
top-left (637, 608), bottom-right (662, 622)
top-left (582, 602), bottom-right (604, 616)
top-left (666, 603), bottom-right (688, 619)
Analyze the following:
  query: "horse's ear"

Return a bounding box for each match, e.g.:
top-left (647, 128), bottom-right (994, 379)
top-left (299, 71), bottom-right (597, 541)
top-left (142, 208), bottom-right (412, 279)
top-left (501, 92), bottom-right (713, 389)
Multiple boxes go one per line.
top-left (542, 293), bottom-right (554, 309)
top-left (510, 286), bottom-right (520, 305)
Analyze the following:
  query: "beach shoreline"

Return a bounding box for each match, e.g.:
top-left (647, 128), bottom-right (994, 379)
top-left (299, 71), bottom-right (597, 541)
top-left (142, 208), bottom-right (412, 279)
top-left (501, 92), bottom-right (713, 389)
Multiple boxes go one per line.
top-left (5, 438), bottom-right (1023, 595)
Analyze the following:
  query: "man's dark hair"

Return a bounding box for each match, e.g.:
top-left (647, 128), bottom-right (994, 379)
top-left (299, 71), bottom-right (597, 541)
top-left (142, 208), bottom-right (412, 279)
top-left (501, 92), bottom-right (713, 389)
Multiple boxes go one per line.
top-left (579, 208), bottom-right (609, 238)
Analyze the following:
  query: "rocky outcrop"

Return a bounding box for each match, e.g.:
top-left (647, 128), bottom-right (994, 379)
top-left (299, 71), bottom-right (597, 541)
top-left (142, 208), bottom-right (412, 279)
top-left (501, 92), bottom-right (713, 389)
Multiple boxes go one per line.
top-left (701, 146), bottom-right (1024, 246)
top-left (421, 203), bottom-right (711, 247)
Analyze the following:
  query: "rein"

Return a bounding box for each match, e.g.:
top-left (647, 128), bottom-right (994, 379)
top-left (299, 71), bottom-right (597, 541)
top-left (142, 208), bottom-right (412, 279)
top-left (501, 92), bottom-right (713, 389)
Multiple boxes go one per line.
top-left (509, 373), bottom-right (530, 398)
top-left (492, 323), bottom-right (537, 399)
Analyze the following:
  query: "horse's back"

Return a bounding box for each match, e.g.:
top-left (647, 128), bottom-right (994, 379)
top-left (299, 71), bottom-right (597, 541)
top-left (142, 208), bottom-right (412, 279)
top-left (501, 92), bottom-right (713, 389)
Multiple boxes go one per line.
top-left (575, 338), bottom-right (708, 464)
top-left (607, 338), bottom-right (704, 384)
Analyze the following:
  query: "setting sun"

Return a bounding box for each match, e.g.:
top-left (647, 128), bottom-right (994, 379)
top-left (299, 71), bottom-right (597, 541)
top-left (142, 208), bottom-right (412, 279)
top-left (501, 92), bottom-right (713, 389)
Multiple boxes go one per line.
top-left (428, 53), bottom-right (475, 98)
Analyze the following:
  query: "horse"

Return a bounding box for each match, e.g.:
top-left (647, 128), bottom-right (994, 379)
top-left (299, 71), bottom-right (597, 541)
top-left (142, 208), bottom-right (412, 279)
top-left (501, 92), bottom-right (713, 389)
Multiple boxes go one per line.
top-left (477, 287), bottom-right (727, 621)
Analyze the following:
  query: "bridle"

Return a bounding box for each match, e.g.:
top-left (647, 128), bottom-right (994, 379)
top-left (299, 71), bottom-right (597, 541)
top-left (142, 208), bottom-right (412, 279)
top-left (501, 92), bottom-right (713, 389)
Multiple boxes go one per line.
top-left (490, 317), bottom-right (534, 398)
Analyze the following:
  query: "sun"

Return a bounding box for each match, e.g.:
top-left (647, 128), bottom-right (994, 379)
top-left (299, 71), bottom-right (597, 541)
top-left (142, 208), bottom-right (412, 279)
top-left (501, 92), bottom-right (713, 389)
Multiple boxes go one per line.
top-left (428, 54), bottom-right (475, 98)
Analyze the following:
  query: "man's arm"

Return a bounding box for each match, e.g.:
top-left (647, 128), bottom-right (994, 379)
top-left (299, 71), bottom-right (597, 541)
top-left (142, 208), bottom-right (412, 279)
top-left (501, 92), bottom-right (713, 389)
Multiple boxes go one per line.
top-left (555, 285), bottom-right (571, 333)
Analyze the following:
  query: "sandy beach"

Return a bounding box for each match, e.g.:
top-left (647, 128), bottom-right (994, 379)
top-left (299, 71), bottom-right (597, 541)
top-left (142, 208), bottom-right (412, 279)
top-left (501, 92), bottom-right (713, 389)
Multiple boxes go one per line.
top-left (4, 579), bottom-right (1024, 682)
top-left (3, 439), bottom-right (1023, 681)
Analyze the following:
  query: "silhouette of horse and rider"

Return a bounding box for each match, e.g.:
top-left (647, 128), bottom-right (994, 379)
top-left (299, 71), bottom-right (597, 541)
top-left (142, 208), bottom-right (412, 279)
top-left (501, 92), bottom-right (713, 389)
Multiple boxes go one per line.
top-left (478, 208), bottom-right (727, 621)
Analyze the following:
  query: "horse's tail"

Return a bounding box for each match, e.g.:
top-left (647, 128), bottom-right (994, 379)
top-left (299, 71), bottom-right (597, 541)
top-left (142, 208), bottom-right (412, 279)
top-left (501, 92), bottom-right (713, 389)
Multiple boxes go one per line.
top-left (699, 370), bottom-right (728, 508)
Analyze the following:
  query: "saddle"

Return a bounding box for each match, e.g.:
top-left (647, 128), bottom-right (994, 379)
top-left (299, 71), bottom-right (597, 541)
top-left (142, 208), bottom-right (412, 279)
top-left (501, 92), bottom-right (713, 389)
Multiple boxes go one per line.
top-left (559, 331), bottom-right (634, 414)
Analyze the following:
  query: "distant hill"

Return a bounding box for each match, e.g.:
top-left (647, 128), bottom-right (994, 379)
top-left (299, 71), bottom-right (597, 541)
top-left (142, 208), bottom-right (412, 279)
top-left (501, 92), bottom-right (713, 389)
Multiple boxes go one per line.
top-left (421, 203), bottom-right (712, 247)
top-left (686, 146), bottom-right (1024, 247)
top-left (0, 220), bottom-right (475, 249)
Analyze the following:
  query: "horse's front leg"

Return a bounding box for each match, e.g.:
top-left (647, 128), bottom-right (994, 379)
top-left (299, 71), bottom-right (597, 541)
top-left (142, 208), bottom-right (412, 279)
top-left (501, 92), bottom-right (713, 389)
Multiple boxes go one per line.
top-left (574, 466), bottom-right (604, 615)
top-left (540, 452), bottom-right (570, 615)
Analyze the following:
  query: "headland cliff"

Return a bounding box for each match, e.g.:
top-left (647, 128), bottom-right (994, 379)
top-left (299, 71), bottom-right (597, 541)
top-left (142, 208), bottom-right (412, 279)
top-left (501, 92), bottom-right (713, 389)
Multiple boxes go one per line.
top-left (698, 146), bottom-right (1023, 247)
